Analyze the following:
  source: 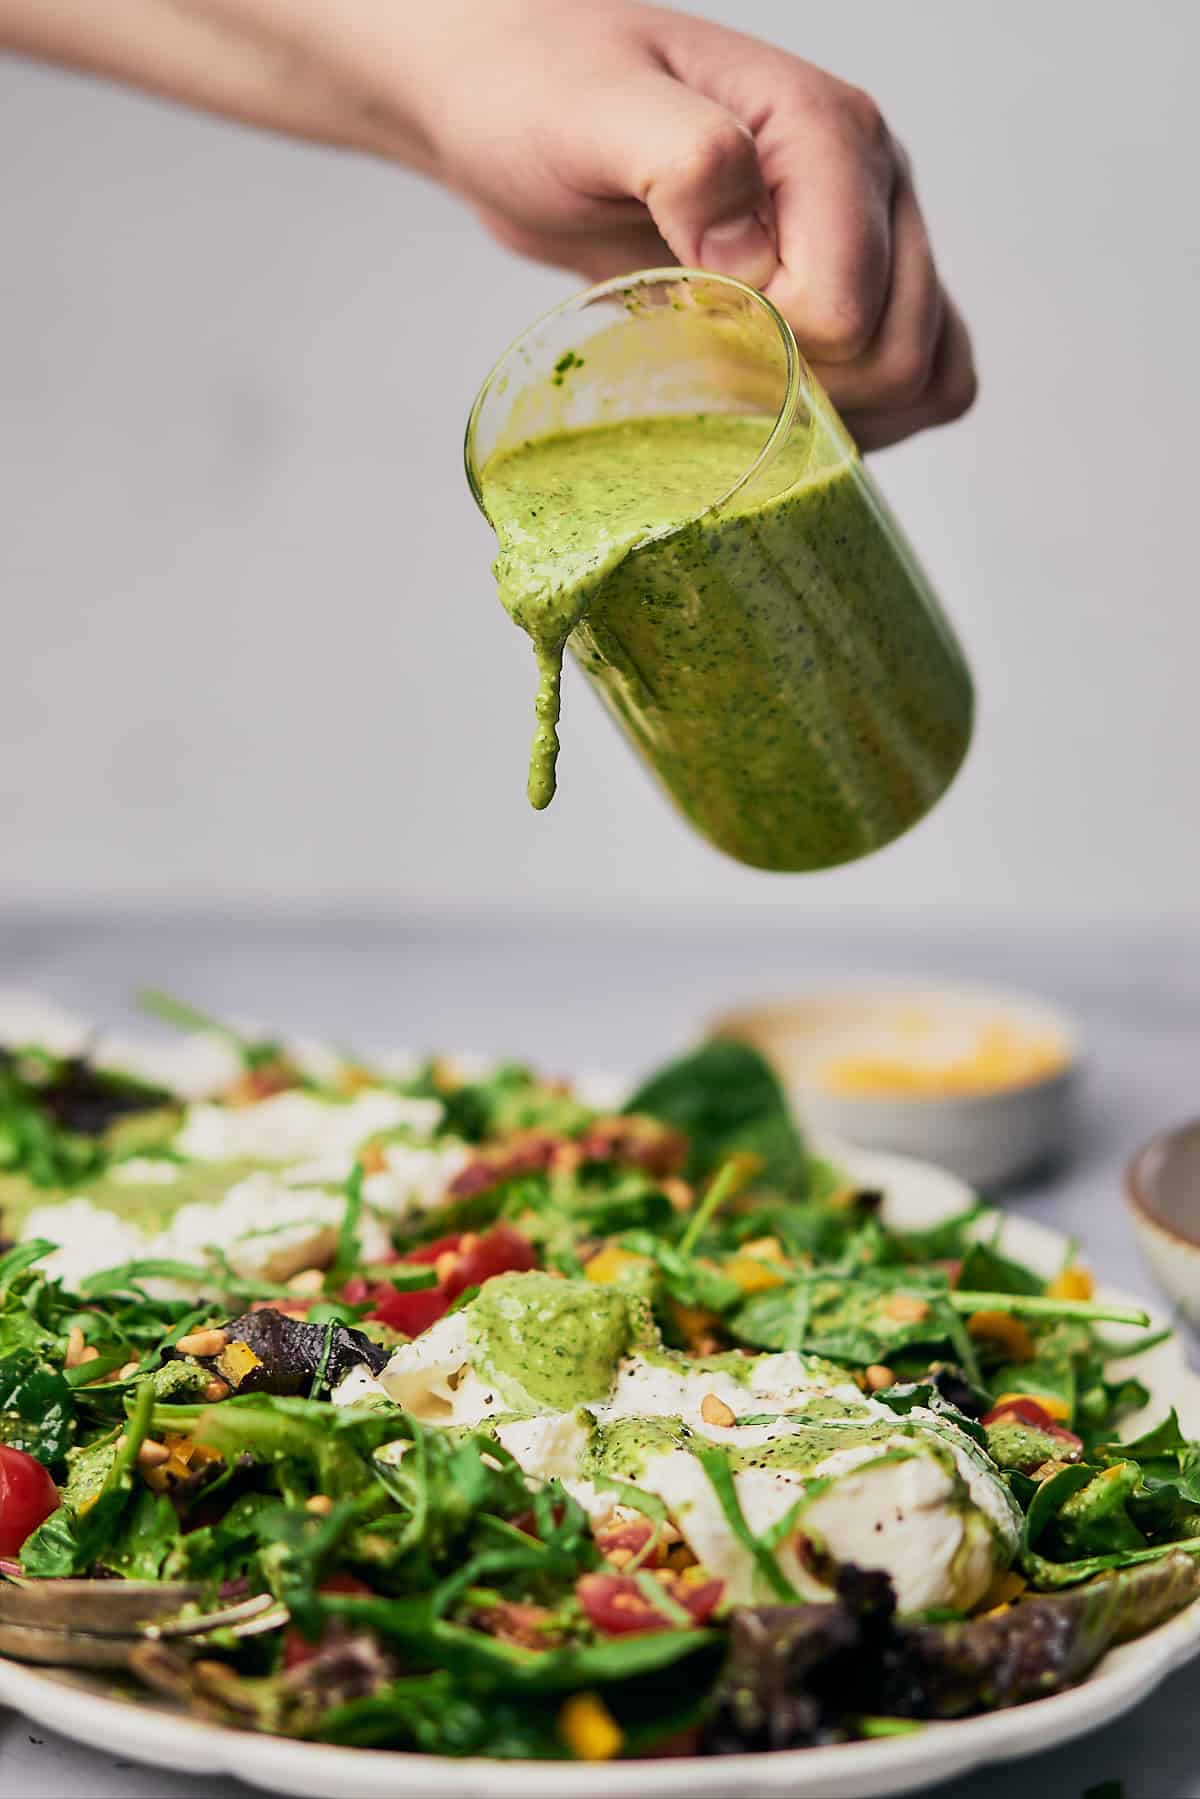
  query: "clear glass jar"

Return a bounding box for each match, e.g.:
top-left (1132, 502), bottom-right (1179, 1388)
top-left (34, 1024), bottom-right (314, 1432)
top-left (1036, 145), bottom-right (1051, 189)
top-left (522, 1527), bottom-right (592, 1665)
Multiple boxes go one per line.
top-left (465, 269), bottom-right (973, 873)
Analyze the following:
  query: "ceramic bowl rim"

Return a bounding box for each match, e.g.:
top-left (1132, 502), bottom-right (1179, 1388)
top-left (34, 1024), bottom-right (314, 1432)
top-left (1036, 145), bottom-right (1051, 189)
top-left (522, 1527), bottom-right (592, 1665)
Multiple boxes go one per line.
top-left (1126, 1117), bottom-right (1200, 1250)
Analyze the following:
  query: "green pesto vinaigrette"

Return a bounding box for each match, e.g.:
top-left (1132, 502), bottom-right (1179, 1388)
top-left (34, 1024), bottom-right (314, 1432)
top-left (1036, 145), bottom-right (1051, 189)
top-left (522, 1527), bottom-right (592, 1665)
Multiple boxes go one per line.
top-left (481, 413), bottom-right (973, 871)
top-left (467, 1272), bottom-right (632, 1412)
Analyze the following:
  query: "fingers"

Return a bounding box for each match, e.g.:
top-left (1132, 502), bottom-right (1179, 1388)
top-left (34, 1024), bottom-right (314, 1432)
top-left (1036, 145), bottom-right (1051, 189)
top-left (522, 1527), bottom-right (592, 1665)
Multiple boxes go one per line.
top-left (806, 169), bottom-right (943, 417)
top-left (655, 20), bottom-right (978, 445)
top-left (577, 68), bottom-right (779, 290)
top-left (757, 81), bottom-right (896, 367)
top-left (840, 296), bottom-right (978, 451)
top-left (754, 98), bottom-right (976, 443)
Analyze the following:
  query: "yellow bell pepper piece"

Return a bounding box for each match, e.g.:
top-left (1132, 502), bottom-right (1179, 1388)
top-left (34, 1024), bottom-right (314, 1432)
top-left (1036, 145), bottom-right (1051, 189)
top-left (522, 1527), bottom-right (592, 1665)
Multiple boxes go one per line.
top-left (559, 1692), bottom-right (623, 1762)
top-left (967, 1310), bottom-right (1035, 1361)
top-left (993, 1390), bottom-right (1072, 1422)
top-left (1046, 1267), bottom-right (1094, 1301)
top-left (725, 1253), bottom-right (786, 1295)
top-left (584, 1246), bottom-right (652, 1286)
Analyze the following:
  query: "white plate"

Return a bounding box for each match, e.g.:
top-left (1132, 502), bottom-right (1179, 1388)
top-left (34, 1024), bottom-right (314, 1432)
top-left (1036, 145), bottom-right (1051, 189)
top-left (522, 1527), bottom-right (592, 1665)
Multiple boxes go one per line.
top-left (2, 1142), bottom-right (1198, 1799)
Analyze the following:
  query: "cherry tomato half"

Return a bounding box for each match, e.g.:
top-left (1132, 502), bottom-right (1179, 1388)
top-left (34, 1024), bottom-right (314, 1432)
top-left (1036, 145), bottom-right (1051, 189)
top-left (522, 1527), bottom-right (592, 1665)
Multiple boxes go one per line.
top-left (282, 1572), bottom-right (375, 1670)
top-left (576, 1571), bottom-right (724, 1636)
top-left (0, 1445), bottom-right (60, 1556)
top-left (345, 1224), bottom-right (537, 1336)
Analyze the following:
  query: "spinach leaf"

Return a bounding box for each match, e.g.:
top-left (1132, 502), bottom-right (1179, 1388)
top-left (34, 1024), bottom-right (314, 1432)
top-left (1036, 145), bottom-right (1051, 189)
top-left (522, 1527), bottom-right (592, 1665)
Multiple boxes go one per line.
top-left (625, 1041), bottom-right (808, 1192)
top-left (0, 1354), bottom-right (74, 1463)
top-left (1051, 1463), bottom-right (1145, 1558)
top-left (956, 1240), bottom-right (1043, 1298)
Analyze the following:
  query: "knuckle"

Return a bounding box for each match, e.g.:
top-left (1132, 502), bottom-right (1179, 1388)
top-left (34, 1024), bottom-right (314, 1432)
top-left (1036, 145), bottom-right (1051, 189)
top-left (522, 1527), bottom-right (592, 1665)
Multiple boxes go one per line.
top-left (841, 84), bottom-right (891, 155)
top-left (879, 336), bottom-right (937, 409)
top-left (808, 276), bottom-right (884, 362)
top-left (931, 358), bottom-right (979, 423)
top-left (675, 116), bottom-right (757, 194)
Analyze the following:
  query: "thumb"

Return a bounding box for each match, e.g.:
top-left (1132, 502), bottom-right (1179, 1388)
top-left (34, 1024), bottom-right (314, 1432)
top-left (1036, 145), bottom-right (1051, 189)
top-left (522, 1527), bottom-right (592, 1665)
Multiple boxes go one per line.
top-left (589, 70), bottom-right (778, 288)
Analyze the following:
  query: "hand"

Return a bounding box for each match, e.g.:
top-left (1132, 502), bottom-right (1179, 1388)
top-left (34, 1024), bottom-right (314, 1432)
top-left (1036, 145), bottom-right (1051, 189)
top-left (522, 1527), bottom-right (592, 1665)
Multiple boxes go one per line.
top-left (3, 0), bottom-right (976, 450)
top-left (402, 0), bottom-right (976, 450)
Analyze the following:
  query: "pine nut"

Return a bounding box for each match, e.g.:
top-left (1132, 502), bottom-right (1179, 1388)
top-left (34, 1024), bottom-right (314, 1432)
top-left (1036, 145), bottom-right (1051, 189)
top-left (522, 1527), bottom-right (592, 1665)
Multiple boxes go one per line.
top-left (175, 1328), bottom-right (229, 1358)
top-left (305, 1494), bottom-right (334, 1516)
top-left (118, 1362), bottom-right (141, 1381)
top-left (287, 1268), bottom-right (325, 1296)
top-left (78, 1346), bottom-right (100, 1364)
top-left (135, 1439), bottom-right (171, 1469)
top-left (65, 1326), bottom-right (86, 1368)
top-left (883, 1294), bottom-right (930, 1324)
top-left (202, 1378), bottom-right (231, 1402)
top-left (865, 1364), bottom-right (896, 1391)
top-left (661, 1177), bottom-right (694, 1213)
top-left (700, 1392), bottom-right (736, 1428)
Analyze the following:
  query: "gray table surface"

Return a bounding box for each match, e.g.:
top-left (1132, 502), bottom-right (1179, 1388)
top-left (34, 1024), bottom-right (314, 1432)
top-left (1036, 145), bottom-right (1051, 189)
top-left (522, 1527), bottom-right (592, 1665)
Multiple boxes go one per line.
top-left (1, 911), bottom-right (1197, 1799)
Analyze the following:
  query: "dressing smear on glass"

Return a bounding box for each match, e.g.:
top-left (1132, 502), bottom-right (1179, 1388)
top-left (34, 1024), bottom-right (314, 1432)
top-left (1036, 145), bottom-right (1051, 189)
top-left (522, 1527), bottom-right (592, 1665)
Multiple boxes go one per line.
top-left (481, 413), bottom-right (785, 810)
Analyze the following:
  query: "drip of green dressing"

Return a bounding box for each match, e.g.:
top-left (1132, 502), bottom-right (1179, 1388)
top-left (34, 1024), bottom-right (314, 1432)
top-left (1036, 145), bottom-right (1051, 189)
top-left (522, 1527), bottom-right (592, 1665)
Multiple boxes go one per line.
top-left (480, 412), bottom-right (973, 871)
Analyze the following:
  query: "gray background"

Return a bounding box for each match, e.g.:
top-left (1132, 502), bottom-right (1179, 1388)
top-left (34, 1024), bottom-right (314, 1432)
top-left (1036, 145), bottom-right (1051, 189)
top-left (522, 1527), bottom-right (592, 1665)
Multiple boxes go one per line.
top-left (2, 0), bottom-right (1198, 927)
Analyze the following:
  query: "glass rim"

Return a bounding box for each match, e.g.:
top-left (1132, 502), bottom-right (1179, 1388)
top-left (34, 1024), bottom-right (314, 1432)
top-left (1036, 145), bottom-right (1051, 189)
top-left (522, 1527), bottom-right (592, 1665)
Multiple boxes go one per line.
top-left (463, 266), bottom-right (806, 522)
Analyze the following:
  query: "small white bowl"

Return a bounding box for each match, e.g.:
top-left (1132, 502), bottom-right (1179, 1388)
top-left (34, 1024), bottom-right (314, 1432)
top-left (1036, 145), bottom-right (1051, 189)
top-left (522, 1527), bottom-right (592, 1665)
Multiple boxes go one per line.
top-left (1127, 1119), bottom-right (1200, 1322)
top-left (709, 978), bottom-right (1081, 1191)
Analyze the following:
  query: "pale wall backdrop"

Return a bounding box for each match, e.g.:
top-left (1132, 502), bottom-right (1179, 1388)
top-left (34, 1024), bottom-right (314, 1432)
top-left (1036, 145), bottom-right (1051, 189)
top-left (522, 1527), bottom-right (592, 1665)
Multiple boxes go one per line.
top-left (2, 1), bottom-right (1196, 927)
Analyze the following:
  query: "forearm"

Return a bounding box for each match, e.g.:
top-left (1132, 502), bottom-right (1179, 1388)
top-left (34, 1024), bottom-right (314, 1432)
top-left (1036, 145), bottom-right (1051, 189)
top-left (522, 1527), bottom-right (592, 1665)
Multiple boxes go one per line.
top-left (0, 0), bottom-right (435, 168)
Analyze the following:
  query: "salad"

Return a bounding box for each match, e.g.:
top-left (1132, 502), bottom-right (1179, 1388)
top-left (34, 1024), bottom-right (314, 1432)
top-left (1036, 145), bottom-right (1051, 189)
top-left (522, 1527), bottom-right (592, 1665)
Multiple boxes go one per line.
top-left (1, 991), bottom-right (1199, 1763)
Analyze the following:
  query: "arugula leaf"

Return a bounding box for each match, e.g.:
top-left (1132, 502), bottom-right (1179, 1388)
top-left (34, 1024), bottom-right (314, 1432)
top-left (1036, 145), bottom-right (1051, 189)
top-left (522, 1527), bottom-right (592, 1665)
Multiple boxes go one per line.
top-left (317, 1671), bottom-right (564, 1756)
top-left (0, 1059), bottom-right (104, 1188)
top-left (0, 1240), bottom-right (58, 1286)
top-left (625, 1040), bottom-right (808, 1192)
top-left (1116, 1409), bottom-right (1191, 1461)
top-left (327, 1589), bottom-right (718, 1691)
top-left (136, 987), bottom-right (284, 1072)
top-left (21, 1377), bottom-right (157, 1575)
top-left (439, 1065), bottom-right (590, 1143)
top-left (322, 1162), bottom-right (364, 1293)
top-left (618, 1231), bottom-right (740, 1314)
top-left (100, 1483), bottom-right (181, 1579)
top-left (873, 1380), bottom-right (989, 1449)
top-left (0, 1268), bottom-right (65, 1358)
top-left (694, 1443), bottom-right (799, 1600)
